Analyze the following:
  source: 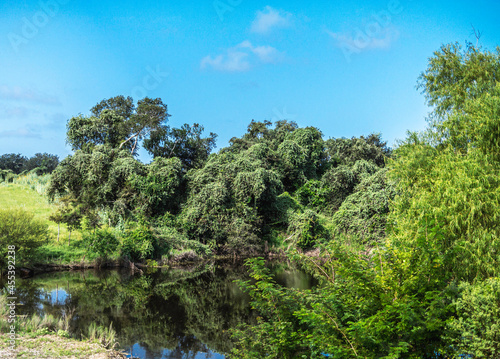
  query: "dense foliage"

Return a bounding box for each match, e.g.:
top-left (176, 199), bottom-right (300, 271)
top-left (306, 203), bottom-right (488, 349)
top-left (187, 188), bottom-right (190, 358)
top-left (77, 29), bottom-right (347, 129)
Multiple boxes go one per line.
top-left (230, 42), bottom-right (500, 358)
top-left (0, 152), bottom-right (59, 176)
top-left (0, 209), bottom-right (48, 268)
top-left (46, 96), bottom-right (392, 261)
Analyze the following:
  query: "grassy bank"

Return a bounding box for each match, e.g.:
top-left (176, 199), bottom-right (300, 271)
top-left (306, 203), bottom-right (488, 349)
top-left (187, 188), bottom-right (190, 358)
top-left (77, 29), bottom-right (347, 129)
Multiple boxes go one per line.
top-left (0, 180), bottom-right (80, 243)
top-left (0, 294), bottom-right (130, 359)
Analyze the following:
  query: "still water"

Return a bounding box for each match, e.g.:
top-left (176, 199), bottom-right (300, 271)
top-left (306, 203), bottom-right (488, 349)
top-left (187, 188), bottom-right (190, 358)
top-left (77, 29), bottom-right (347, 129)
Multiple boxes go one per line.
top-left (4, 260), bottom-right (316, 358)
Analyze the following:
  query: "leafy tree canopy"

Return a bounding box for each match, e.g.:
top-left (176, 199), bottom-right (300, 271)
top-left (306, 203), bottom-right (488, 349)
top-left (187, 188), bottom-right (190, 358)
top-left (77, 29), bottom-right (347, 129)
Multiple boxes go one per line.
top-left (66, 96), bottom-right (170, 154)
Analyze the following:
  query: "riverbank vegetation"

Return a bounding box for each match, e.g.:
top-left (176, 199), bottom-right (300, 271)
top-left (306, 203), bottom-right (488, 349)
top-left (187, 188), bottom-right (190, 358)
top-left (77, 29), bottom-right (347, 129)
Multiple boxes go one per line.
top-left (231, 42), bottom-right (500, 358)
top-left (0, 292), bottom-right (128, 358)
top-left (1, 41), bottom-right (499, 357)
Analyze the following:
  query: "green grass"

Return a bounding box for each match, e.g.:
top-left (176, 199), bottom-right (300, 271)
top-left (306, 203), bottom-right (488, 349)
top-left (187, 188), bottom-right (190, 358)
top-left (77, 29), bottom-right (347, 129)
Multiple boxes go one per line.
top-left (0, 182), bottom-right (81, 243)
top-left (0, 180), bottom-right (89, 265)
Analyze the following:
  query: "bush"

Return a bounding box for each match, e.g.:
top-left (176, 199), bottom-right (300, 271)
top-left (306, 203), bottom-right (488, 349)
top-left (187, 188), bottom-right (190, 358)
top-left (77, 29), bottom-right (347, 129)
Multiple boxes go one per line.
top-left (0, 209), bottom-right (48, 269)
top-left (82, 227), bottom-right (120, 259)
top-left (154, 225), bottom-right (210, 256)
top-left (332, 168), bottom-right (395, 243)
top-left (287, 209), bottom-right (330, 249)
top-left (446, 278), bottom-right (500, 357)
top-left (121, 223), bottom-right (167, 261)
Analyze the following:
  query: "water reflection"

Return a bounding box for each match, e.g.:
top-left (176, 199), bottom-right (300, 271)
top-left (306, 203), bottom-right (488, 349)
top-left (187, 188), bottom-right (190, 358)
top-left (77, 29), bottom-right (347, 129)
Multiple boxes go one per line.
top-left (1, 260), bottom-right (316, 359)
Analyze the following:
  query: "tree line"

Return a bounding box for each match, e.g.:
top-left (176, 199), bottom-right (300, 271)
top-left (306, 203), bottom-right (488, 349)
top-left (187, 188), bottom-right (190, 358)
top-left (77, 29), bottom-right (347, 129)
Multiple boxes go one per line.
top-left (0, 152), bottom-right (59, 177)
top-left (43, 91), bottom-right (393, 260)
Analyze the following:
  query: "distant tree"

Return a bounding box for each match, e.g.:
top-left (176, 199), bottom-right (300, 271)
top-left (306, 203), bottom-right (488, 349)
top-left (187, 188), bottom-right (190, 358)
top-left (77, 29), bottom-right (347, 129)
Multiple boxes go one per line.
top-left (23, 153), bottom-right (59, 174)
top-left (325, 134), bottom-right (390, 167)
top-left (48, 210), bottom-right (64, 242)
top-left (0, 153), bottom-right (27, 174)
top-left (63, 207), bottom-right (82, 246)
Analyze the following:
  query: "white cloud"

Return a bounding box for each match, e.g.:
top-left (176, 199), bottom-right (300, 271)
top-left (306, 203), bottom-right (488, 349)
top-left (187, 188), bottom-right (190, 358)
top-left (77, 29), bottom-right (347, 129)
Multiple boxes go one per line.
top-left (201, 41), bottom-right (283, 72)
top-left (238, 40), bottom-right (282, 63)
top-left (0, 85), bottom-right (59, 105)
top-left (201, 51), bottom-right (250, 72)
top-left (250, 6), bottom-right (292, 35)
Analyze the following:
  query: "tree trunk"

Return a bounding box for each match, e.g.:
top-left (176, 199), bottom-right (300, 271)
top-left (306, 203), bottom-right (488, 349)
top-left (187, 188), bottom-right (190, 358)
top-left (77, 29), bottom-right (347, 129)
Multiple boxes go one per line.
top-left (68, 230), bottom-right (71, 246)
top-left (57, 223), bottom-right (60, 242)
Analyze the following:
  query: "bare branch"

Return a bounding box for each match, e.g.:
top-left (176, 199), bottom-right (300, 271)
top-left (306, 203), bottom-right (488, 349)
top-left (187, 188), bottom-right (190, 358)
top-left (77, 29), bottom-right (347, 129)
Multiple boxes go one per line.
top-left (471, 24), bottom-right (482, 47)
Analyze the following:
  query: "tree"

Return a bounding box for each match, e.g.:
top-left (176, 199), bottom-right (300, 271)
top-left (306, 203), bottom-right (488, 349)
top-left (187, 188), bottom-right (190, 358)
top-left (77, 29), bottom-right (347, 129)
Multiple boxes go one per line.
top-left (66, 96), bottom-right (170, 155)
top-left (23, 153), bottom-right (59, 174)
top-left (131, 157), bottom-right (184, 216)
top-left (63, 207), bottom-right (82, 245)
top-left (48, 210), bottom-right (64, 242)
top-left (324, 134), bottom-right (390, 167)
top-left (0, 153), bottom-right (27, 174)
top-left (143, 123), bottom-right (217, 170)
top-left (417, 42), bottom-right (500, 130)
top-left (48, 145), bottom-right (145, 222)
top-left (120, 97), bottom-right (170, 154)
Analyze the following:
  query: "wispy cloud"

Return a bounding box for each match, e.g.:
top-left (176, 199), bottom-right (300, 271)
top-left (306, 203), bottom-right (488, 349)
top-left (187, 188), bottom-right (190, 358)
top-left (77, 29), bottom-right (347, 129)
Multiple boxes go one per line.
top-left (250, 6), bottom-right (292, 35)
top-left (201, 41), bottom-right (283, 72)
top-left (0, 85), bottom-right (60, 105)
top-left (1, 106), bottom-right (32, 119)
top-left (0, 127), bottom-right (41, 139)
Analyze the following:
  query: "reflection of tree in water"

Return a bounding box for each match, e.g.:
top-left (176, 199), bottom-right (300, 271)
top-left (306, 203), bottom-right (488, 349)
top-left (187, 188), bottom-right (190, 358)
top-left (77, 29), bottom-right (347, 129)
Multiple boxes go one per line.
top-left (1, 260), bottom-right (313, 358)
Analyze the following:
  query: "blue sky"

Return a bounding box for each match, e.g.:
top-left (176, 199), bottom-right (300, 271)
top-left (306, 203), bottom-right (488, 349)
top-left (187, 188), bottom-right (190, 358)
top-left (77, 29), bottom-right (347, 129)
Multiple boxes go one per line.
top-left (0, 0), bottom-right (499, 161)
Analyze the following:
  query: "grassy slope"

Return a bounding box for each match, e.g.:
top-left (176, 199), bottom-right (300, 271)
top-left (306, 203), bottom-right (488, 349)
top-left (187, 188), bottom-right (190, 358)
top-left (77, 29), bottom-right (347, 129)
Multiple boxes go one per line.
top-left (0, 182), bottom-right (88, 264)
top-left (0, 182), bottom-right (79, 242)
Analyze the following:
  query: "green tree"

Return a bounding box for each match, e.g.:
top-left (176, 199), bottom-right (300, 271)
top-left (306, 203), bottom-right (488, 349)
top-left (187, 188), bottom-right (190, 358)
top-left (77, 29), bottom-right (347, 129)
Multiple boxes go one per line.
top-left (144, 123), bottom-right (217, 171)
top-left (48, 146), bottom-right (145, 221)
top-left (0, 153), bottom-right (27, 174)
top-left (22, 153), bottom-right (59, 174)
top-left (66, 96), bottom-right (170, 154)
top-left (131, 157), bottom-right (184, 217)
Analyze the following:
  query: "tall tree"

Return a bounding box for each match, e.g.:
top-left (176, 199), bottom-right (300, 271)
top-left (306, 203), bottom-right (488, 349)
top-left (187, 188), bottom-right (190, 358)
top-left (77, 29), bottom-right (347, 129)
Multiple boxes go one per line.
top-left (66, 96), bottom-right (170, 154)
top-left (144, 123), bottom-right (217, 171)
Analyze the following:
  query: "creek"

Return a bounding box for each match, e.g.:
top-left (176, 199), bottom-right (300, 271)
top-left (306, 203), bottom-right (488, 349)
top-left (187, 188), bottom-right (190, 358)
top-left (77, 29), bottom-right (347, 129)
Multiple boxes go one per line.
top-left (1, 259), bottom-right (317, 358)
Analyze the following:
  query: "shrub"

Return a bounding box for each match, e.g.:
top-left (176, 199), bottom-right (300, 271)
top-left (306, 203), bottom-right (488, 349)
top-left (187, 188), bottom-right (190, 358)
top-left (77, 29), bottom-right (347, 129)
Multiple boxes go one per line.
top-left (0, 209), bottom-right (48, 269)
top-left (287, 209), bottom-right (330, 249)
top-left (446, 278), bottom-right (500, 357)
top-left (82, 227), bottom-right (120, 259)
top-left (121, 223), bottom-right (167, 261)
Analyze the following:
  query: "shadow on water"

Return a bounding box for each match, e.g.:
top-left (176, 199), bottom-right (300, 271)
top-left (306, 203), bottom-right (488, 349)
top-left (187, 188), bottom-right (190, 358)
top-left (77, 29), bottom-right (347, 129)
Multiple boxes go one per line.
top-left (1, 259), bottom-right (317, 359)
